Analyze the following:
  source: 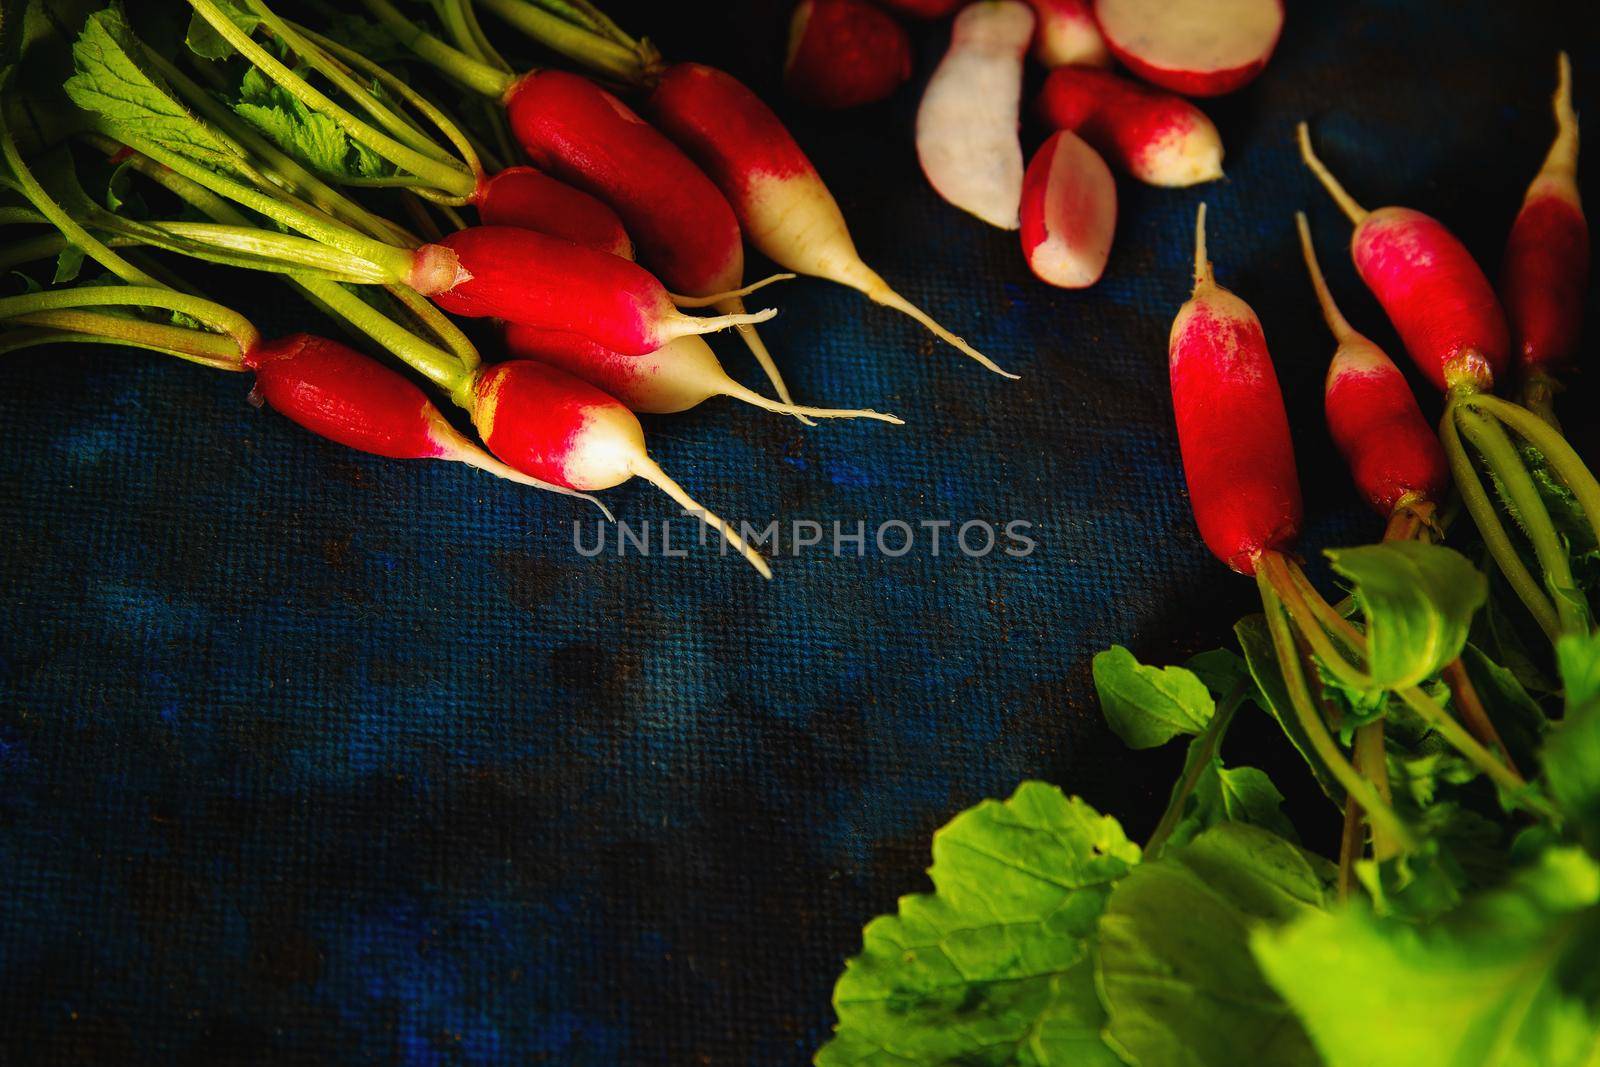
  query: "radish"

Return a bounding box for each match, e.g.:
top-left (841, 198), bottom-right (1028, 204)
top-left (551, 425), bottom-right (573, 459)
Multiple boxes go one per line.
top-left (503, 69), bottom-right (797, 408)
top-left (476, 167), bottom-right (634, 260)
top-left (1018, 130), bottom-right (1116, 288)
top-left (1093, 0), bottom-right (1283, 97)
top-left (1294, 214), bottom-right (1448, 516)
top-left (1169, 204), bottom-right (1301, 574)
top-left (1298, 123), bottom-right (1510, 394)
top-left (915, 1), bottom-right (1035, 230)
top-left (785, 0), bottom-right (913, 110)
top-left (645, 62), bottom-right (1015, 377)
top-left (471, 360), bottom-right (773, 576)
top-left (1503, 52), bottom-right (1588, 397)
top-left (873, 0), bottom-right (963, 16)
top-left (1025, 0), bottom-right (1110, 69)
top-left (429, 226), bottom-right (773, 356)
top-left (502, 324), bottom-right (902, 423)
top-left (1036, 67), bottom-right (1223, 187)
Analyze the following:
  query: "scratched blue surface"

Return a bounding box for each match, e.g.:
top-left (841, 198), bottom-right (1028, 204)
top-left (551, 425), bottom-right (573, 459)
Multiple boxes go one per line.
top-left (1, 1), bottom-right (1597, 1063)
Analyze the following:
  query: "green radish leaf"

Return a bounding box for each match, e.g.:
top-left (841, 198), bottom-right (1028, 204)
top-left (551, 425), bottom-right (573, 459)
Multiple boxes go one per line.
top-left (1326, 541), bottom-right (1487, 689)
top-left (1254, 846), bottom-right (1600, 1067)
top-left (1164, 763), bottom-right (1296, 852)
top-left (1542, 631), bottom-right (1600, 853)
top-left (1460, 642), bottom-right (1550, 772)
top-left (1096, 823), bottom-right (1328, 1067)
top-left (1183, 647), bottom-right (1254, 704)
top-left (229, 65), bottom-right (398, 182)
top-left (1092, 645), bottom-right (1214, 749)
top-left (52, 241), bottom-right (83, 283)
top-left (182, 0), bottom-right (259, 62)
top-left (1235, 614), bottom-right (1343, 802)
top-left (1356, 799), bottom-right (1512, 923)
top-left (8, 268), bottom-right (43, 293)
top-left (64, 7), bottom-right (246, 179)
top-left (816, 782), bottom-right (1136, 1067)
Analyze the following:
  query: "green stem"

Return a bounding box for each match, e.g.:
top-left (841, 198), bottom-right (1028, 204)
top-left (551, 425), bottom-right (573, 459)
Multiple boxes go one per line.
top-left (1455, 404), bottom-right (1589, 635)
top-left (384, 284), bottom-right (480, 371)
top-left (1395, 685), bottom-right (1536, 799)
top-left (1463, 392), bottom-right (1600, 547)
top-left (295, 278), bottom-right (470, 396)
top-left (1519, 369), bottom-right (1563, 431)
top-left (7, 309), bottom-right (245, 368)
top-left (1441, 395), bottom-right (1562, 643)
top-left (0, 325), bottom-right (241, 369)
top-left (0, 285), bottom-right (260, 355)
top-left (1256, 560), bottom-right (1416, 851)
top-left (362, 0), bottom-right (516, 99)
top-left (188, 0), bottom-right (477, 199)
top-left (475, 0), bottom-right (648, 85)
top-left (1261, 553), bottom-right (1375, 690)
top-left (0, 231), bottom-right (132, 272)
top-left (1144, 683), bottom-right (1245, 860)
top-left (147, 222), bottom-right (396, 283)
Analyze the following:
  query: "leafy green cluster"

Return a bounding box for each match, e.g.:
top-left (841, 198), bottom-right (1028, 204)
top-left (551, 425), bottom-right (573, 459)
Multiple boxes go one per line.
top-left (817, 541), bottom-right (1600, 1066)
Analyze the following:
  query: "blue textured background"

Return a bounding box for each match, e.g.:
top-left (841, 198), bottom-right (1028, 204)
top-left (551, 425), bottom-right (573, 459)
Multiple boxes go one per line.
top-left (2, 1), bottom-right (1597, 1062)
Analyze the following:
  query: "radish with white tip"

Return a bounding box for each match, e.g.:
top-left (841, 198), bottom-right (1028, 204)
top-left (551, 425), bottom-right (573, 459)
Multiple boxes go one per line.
top-left (915, 1), bottom-right (1036, 229)
top-left (1025, 0), bottom-right (1110, 68)
top-left (1093, 0), bottom-right (1284, 97)
top-left (1037, 67), bottom-right (1223, 187)
top-left (1019, 130), bottom-right (1117, 288)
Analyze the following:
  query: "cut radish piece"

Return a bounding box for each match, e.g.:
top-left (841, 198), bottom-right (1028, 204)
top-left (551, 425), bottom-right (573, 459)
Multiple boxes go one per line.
top-left (1026, 0), bottom-right (1110, 68)
top-left (1019, 130), bottom-right (1116, 288)
top-left (786, 0), bottom-right (913, 110)
top-left (915, 1), bottom-right (1035, 229)
top-left (1093, 0), bottom-right (1284, 97)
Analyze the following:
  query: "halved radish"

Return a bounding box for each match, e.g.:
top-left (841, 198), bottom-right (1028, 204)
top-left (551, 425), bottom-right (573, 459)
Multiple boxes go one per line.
top-left (915, 1), bottom-right (1036, 229)
top-left (1092, 0), bottom-right (1284, 97)
top-left (1019, 130), bottom-right (1116, 288)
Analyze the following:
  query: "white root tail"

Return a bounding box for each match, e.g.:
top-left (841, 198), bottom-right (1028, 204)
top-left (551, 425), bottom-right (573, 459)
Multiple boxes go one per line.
top-left (722, 381), bottom-right (904, 424)
top-left (1541, 51), bottom-right (1578, 178)
top-left (437, 431), bottom-right (615, 519)
top-left (713, 294), bottom-right (814, 427)
top-left (1293, 211), bottom-right (1357, 343)
top-left (670, 273), bottom-right (797, 307)
top-left (1296, 122), bottom-right (1370, 226)
top-left (631, 456), bottom-right (774, 578)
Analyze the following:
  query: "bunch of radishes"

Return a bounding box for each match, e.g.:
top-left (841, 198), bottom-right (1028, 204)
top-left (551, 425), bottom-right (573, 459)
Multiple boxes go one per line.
top-left (789, 0), bottom-right (1282, 289)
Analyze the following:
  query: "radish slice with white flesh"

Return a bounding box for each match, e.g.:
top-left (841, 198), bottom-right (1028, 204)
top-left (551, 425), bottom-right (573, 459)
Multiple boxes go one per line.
top-left (1093, 0), bottom-right (1284, 97)
top-left (1020, 130), bottom-right (1116, 288)
top-left (915, 1), bottom-right (1035, 229)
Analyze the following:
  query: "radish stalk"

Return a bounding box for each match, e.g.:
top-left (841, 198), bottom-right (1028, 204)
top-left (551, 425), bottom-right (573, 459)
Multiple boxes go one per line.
top-left (503, 325), bottom-right (903, 423)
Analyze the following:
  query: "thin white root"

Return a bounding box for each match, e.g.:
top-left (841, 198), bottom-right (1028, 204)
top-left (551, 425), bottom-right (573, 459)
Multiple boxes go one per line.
top-left (670, 306), bottom-right (778, 341)
top-left (1293, 211), bottom-right (1356, 342)
top-left (440, 433), bottom-right (615, 519)
top-left (722, 382), bottom-right (904, 424)
top-left (866, 281), bottom-right (1018, 379)
top-left (1193, 202), bottom-right (1213, 288)
top-left (714, 295), bottom-right (815, 427)
top-left (631, 456), bottom-right (774, 578)
top-left (1296, 121), bottom-right (1370, 225)
top-left (1542, 51), bottom-right (1579, 177)
top-left (670, 273), bottom-right (797, 307)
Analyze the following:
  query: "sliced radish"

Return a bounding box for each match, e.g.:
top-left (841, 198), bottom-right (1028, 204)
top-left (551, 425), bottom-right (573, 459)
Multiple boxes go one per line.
top-left (1019, 130), bottom-right (1116, 288)
top-left (1092, 0), bottom-right (1284, 97)
top-left (915, 1), bottom-right (1036, 229)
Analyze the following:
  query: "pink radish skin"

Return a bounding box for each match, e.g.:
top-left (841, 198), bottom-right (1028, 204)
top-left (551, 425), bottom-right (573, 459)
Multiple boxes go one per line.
top-left (1295, 214), bottom-right (1449, 515)
top-left (502, 324), bottom-right (902, 423)
top-left (1169, 205), bottom-right (1302, 574)
top-left (1503, 53), bottom-right (1588, 378)
top-left (504, 70), bottom-right (796, 409)
top-left (645, 62), bottom-right (1014, 377)
top-left (785, 0), bottom-right (913, 110)
top-left (915, 1), bottom-right (1035, 229)
top-left (1019, 130), bottom-right (1116, 288)
top-left (245, 333), bottom-right (603, 510)
top-left (1026, 0), bottom-right (1110, 68)
top-left (431, 226), bottom-right (773, 356)
top-left (1036, 67), bottom-right (1223, 187)
top-left (1093, 0), bottom-right (1283, 97)
top-left (476, 167), bottom-right (633, 259)
top-left (472, 360), bottom-right (773, 577)
top-left (1299, 124), bottom-right (1510, 394)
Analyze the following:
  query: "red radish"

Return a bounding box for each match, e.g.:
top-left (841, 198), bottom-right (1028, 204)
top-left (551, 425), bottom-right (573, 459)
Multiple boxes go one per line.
top-left (1019, 130), bottom-right (1116, 288)
top-left (785, 0), bottom-right (913, 110)
top-left (245, 333), bottom-right (603, 510)
top-left (645, 62), bottom-right (1014, 377)
top-left (503, 324), bottom-right (903, 423)
top-left (476, 167), bottom-right (633, 259)
top-left (915, 1), bottom-right (1035, 229)
top-left (1503, 52), bottom-right (1588, 379)
top-left (874, 0), bottom-right (963, 16)
top-left (1294, 214), bottom-right (1449, 515)
top-left (1298, 124), bottom-right (1510, 394)
top-left (1036, 67), bottom-right (1223, 187)
top-left (503, 70), bottom-right (797, 408)
top-left (1168, 204), bottom-right (1302, 574)
top-left (471, 360), bottom-right (773, 577)
top-left (1026, 0), bottom-right (1110, 68)
top-left (430, 226), bottom-right (773, 356)
top-left (1093, 0), bottom-right (1283, 97)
